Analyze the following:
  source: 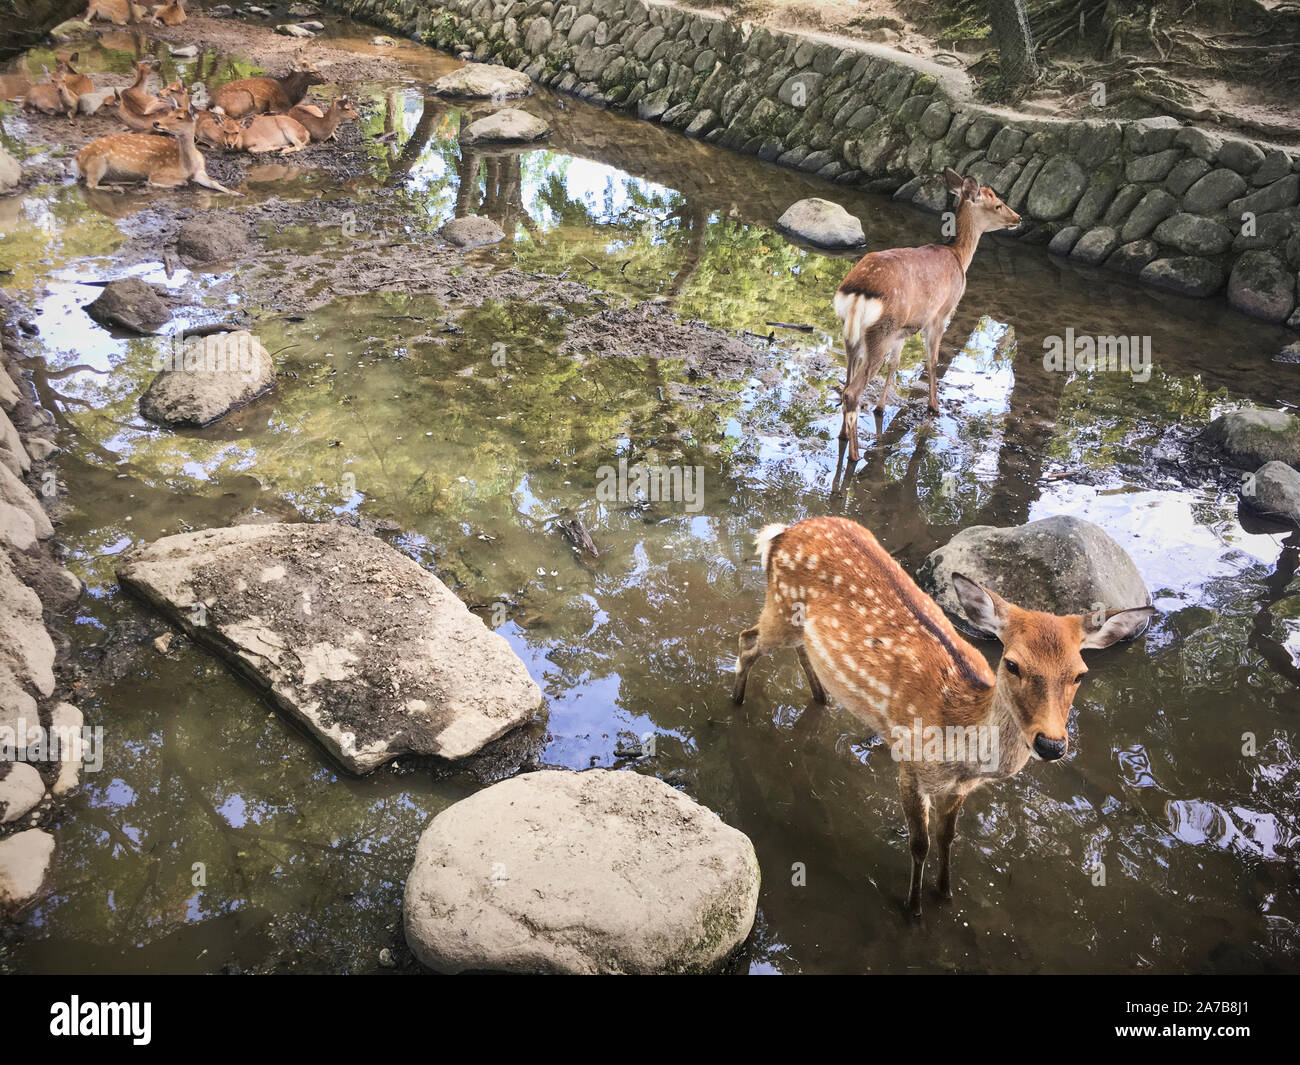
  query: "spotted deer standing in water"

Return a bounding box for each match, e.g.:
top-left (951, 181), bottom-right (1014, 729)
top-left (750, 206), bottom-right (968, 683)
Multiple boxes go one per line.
top-left (834, 168), bottom-right (1021, 461)
top-left (732, 517), bottom-right (1153, 916)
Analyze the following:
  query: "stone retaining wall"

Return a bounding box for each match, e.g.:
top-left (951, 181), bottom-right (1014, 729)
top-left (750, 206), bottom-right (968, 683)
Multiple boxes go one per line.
top-left (328, 0), bottom-right (1300, 328)
top-left (0, 296), bottom-right (83, 914)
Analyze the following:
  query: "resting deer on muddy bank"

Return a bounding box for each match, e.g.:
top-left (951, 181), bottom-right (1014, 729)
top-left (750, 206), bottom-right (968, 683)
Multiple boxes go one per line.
top-left (225, 113), bottom-right (311, 153)
top-left (74, 107), bottom-right (240, 194)
top-left (212, 55), bottom-right (325, 118)
top-left (834, 167), bottom-right (1021, 461)
top-left (288, 96), bottom-right (359, 142)
top-left (21, 67), bottom-right (77, 117)
top-left (732, 516), bottom-right (1153, 916)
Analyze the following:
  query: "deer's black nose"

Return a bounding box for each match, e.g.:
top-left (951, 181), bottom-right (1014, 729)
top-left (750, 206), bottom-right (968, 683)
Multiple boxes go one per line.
top-left (1033, 734), bottom-right (1067, 761)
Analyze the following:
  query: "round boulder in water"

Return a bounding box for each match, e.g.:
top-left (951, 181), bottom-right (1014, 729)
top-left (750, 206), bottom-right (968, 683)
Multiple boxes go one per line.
top-left (1202, 408), bottom-right (1300, 468)
top-left (403, 769), bottom-right (761, 973)
top-left (775, 198), bottom-right (866, 249)
top-left (441, 215), bottom-right (506, 248)
top-left (459, 107), bottom-right (549, 146)
top-left (431, 64), bottom-right (532, 99)
top-left (139, 331), bottom-right (275, 428)
top-left (84, 278), bottom-right (171, 335)
top-left (917, 515), bottom-right (1151, 638)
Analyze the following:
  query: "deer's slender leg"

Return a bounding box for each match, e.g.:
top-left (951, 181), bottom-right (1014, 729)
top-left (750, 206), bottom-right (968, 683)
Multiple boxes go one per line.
top-left (839, 331), bottom-right (865, 444)
top-left (923, 319), bottom-right (946, 414)
top-left (935, 790), bottom-right (969, 901)
top-left (796, 645), bottom-right (827, 704)
top-left (899, 771), bottom-right (930, 917)
top-left (875, 336), bottom-right (906, 415)
top-left (733, 626), bottom-right (762, 704)
top-left (841, 336), bottom-right (885, 463)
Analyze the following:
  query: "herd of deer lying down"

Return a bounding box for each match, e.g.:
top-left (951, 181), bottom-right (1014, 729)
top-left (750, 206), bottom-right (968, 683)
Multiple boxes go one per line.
top-left (15, 48), bottom-right (359, 192)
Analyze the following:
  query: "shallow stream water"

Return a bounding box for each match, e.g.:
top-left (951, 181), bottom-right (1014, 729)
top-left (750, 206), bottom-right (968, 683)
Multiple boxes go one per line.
top-left (1, 16), bottom-right (1298, 973)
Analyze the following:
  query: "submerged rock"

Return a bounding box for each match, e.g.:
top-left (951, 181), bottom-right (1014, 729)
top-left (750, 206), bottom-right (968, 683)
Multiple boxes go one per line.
top-left (431, 64), bottom-right (532, 99)
top-left (1138, 256), bottom-right (1224, 298)
top-left (1202, 408), bottom-right (1300, 468)
top-left (1243, 461), bottom-right (1300, 526)
top-left (138, 331), bottom-right (275, 428)
top-left (441, 215), bottom-right (506, 248)
top-left (117, 523), bottom-right (545, 773)
top-left (459, 108), bottom-right (549, 145)
top-left (918, 515), bottom-right (1151, 638)
top-left (403, 769), bottom-right (760, 973)
top-left (0, 829), bottom-right (54, 910)
top-left (775, 198), bottom-right (865, 249)
top-left (84, 278), bottom-right (170, 335)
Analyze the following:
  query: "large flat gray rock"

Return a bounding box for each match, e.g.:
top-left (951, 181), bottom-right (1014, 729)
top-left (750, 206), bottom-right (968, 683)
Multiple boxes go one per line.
top-left (917, 515), bottom-right (1151, 638)
top-left (459, 107), bottom-right (549, 145)
top-left (775, 197), bottom-right (865, 249)
top-left (431, 64), bottom-right (532, 98)
top-left (117, 523), bottom-right (544, 773)
top-left (404, 769), bottom-right (760, 974)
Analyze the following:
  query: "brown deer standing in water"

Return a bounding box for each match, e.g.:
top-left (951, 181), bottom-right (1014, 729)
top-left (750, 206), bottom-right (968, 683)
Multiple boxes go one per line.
top-left (211, 54), bottom-right (325, 118)
top-left (74, 107), bottom-right (241, 194)
top-left (732, 517), bottom-right (1153, 916)
top-left (288, 96), bottom-right (360, 142)
top-left (833, 168), bottom-right (1021, 461)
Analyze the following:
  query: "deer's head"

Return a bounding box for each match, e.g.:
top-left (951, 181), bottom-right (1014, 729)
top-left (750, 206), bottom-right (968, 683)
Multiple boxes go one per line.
top-left (56, 52), bottom-right (81, 75)
top-left (152, 105), bottom-right (196, 137)
top-left (943, 167), bottom-right (1021, 232)
top-left (952, 573), bottom-right (1153, 762)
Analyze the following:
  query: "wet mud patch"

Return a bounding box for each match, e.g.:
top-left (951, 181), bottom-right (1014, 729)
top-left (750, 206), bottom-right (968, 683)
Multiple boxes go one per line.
top-left (138, 15), bottom-right (421, 88)
top-left (560, 301), bottom-right (772, 379)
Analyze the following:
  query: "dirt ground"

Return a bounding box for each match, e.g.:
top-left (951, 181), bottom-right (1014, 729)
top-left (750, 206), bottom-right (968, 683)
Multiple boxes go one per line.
top-left (683, 0), bottom-right (1300, 142)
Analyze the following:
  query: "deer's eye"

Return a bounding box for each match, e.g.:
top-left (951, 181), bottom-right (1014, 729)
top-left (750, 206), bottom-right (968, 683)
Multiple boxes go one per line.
top-left (1004, 659), bottom-right (1021, 677)
top-left (1075, 672), bottom-right (1087, 685)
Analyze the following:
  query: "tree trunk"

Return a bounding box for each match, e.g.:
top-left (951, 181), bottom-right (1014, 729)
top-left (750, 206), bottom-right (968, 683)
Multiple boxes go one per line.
top-left (987, 0), bottom-right (1040, 87)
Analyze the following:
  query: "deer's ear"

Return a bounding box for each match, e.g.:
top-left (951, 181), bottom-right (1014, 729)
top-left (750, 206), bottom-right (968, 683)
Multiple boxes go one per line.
top-left (1080, 606), bottom-right (1154, 650)
top-left (943, 167), bottom-right (965, 194)
top-left (962, 177), bottom-right (982, 201)
top-left (69, 52), bottom-right (79, 63)
top-left (952, 573), bottom-right (1008, 639)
